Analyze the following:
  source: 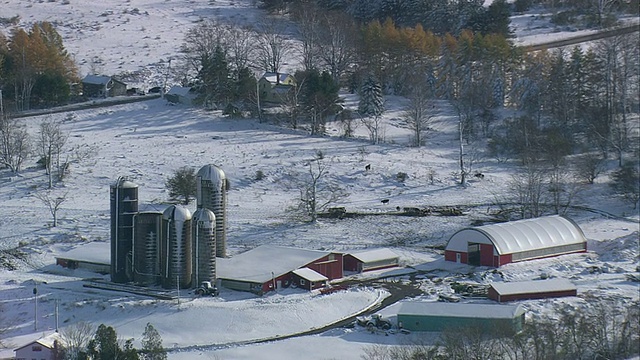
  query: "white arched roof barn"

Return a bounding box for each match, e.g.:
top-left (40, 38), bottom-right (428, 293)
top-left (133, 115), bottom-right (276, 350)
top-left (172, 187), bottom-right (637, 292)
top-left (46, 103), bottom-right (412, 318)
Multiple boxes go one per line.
top-left (444, 215), bottom-right (587, 267)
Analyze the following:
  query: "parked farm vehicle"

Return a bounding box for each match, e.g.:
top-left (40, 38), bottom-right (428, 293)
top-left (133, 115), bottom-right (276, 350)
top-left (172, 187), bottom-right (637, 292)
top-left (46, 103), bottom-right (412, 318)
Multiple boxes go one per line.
top-left (195, 281), bottom-right (219, 296)
top-left (357, 314), bottom-right (392, 331)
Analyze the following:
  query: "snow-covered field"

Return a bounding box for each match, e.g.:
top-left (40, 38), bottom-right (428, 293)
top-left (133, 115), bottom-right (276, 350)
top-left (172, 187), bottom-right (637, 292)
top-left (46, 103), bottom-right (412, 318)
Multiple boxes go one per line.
top-left (0, 1), bottom-right (639, 359)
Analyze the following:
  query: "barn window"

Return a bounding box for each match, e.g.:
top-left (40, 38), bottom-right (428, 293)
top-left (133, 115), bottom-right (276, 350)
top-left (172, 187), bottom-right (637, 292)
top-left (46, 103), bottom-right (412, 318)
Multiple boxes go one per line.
top-left (32, 346), bottom-right (42, 351)
top-left (300, 279), bottom-right (306, 285)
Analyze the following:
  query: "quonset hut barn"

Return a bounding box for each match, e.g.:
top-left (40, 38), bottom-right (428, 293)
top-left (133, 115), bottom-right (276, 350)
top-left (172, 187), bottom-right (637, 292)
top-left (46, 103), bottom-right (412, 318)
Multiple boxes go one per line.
top-left (444, 215), bottom-right (587, 267)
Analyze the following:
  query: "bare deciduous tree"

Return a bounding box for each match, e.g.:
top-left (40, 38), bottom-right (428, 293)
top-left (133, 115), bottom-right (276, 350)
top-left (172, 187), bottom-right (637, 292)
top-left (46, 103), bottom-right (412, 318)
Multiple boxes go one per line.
top-left (317, 12), bottom-right (356, 83)
top-left (509, 164), bottom-right (546, 219)
top-left (37, 119), bottom-right (67, 188)
top-left (0, 114), bottom-right (30, 173)
top-left (254, 19), bottom-right (292, 73)
top-left (402, 88), bottom-right (434, 147)
top-left (59, 322), bottom-right (95, 359)
top-left (289, 154), bottom-right (348, 222)
top-left (34, 189), bottom-right (68, 227)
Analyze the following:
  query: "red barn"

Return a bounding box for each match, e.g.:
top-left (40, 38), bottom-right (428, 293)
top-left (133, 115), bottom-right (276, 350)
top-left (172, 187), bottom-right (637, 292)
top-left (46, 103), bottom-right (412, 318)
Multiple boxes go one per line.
top-left (291, 268), bottom-right (328, 290)
top-left (488, 278), bottom-right (577, 302)
top-left (217, 245), bottom-right (343, 295)
top-left (445, 215), bottom-right (587, 267)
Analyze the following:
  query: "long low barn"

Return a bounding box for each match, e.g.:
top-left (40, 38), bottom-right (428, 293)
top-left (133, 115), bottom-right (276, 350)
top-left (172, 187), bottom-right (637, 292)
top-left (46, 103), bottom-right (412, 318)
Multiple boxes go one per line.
top-left (444, 215), bottom-right (587, 267)
top-left (55, 242), bottom-right (111, 274)
top-left (343, 248), bottom-right (399, 273)
top-left (488, 278), bottom-right (577, 302)
top-left (397, 302), bottom-right (525, 333)
top-left (217, 245), bottom-right (342, 294)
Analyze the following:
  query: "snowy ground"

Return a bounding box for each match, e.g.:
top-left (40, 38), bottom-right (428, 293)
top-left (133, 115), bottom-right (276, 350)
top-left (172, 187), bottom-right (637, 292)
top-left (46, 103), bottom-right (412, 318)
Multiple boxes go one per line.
top-left (0, 1), bottom-right (639, 359)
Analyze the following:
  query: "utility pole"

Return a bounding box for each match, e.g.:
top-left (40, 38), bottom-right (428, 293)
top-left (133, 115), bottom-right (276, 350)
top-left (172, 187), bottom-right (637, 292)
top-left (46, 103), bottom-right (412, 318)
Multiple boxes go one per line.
top-left (55, 299), bottom-right (59, 332)
top-left (33, 282), bottom-right (38, 331)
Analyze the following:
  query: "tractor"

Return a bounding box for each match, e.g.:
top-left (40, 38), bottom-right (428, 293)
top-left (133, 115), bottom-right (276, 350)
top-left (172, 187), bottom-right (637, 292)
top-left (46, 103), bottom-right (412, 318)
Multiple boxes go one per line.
top-left (195, 281), bottom-right (219, 296)
top-left (365, 314), bottom-right (392, 331)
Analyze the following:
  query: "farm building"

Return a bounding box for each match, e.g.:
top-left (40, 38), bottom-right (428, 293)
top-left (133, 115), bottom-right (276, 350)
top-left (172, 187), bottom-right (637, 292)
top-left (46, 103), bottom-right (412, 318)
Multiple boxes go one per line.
top-left (397, 302), bottom-right (525, 333)
top-left (488, 278), bottom-right (577, 302)
top-left (165, 86), bottom-right (196, 105)
top-left (291, 268), bottom-right (329, 291)
top-left (444, 215), bottom-right (587, 267)
top-left (82, 75), bottom-right (127, 98)
top-left (55, 241), bottom-right (110, 274)
top-left (217, 245), bottom-right (343, 294)
top-left (343, 248), bottom-right (399, 273)
top-left (258, 72), bottom-right (296, 104)
top-left (14, 332), bottom-right (61, 360)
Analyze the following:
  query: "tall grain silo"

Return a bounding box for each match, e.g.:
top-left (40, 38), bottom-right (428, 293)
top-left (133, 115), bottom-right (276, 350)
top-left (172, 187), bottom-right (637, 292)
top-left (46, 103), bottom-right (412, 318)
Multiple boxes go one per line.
top-left (196, 165), bottom-right (227, 258)
top-left (160, 205), bottom-right (192, 289)
top-left (110, 177), bottom-right (139, 283)
top-left (132, 211), bottom-right (162, 286)
top-left (191, 208), bottom-right (216, 287)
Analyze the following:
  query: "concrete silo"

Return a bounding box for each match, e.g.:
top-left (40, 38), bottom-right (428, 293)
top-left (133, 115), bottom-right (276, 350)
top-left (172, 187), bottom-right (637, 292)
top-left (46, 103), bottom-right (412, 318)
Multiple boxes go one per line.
top-left (196, 165), bottom-right (227, 258)
top-left (110, 177), bottom-right (139, 283)
top-left (160, 205), bottom-right (193, 289)
top-left (132, 211), bottom-right (162, 286)
top-left (192, 208), bottom-right (216, 287)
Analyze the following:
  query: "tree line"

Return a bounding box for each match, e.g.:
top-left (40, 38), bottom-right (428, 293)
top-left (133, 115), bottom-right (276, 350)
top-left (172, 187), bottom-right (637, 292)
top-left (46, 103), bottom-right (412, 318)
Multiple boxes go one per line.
top-left (53, 322), bottom-right (167, 360)
top-left (0, 22), bottom-right (79, 111)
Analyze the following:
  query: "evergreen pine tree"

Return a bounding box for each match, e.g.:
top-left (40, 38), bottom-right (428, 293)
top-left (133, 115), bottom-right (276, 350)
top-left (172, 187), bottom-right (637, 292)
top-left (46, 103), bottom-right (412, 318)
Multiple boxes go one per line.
top-left (358, 75), bottom-right (384, 118)
top-left (87, 324), bottom-right (120, 360)
top-left (141, 323), bottom-right (167, 360)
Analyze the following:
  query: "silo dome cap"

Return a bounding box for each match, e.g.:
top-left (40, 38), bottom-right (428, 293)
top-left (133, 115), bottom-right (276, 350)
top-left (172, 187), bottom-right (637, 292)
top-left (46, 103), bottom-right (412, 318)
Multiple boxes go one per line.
top-left (197, 164), bottom-right (226, 183)
top-left (193, 208), bottom-right (216, 224)
top-left (163, 205), bottom-right (192, 221)
top-left (113, 178), bottom-right (138, 188)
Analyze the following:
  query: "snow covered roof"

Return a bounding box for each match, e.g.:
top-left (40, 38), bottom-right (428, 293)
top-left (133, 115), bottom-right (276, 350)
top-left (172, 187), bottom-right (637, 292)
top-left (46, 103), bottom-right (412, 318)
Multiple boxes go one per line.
top-left (398, 301), bottom-right (525, 319)
top-left (262, 72), bottom-right (293, 84)
top-left (292, 268), bottom-right (328, 282)
top-left (446, 215), bottom-right (587, 255)
top-left (82, 74), bottom-right (112, 85)
top-left (15, 332), bottom-right (62, 351)
top-left (217, 245), bottom-right (333, 283)
top-left (167, 86), bottom-right (194, 97)
top-left (55, 241), bottom-right (110, 265)
top-left (347, 248), bottom-right (398, 263)
top-left (490, 278), bottom-right (576, 296)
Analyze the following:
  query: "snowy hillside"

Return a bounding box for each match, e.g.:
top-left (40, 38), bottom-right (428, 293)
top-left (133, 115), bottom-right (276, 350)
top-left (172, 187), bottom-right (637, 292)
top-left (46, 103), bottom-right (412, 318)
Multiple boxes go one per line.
top-left (0, 1), bottom-right (638, 359)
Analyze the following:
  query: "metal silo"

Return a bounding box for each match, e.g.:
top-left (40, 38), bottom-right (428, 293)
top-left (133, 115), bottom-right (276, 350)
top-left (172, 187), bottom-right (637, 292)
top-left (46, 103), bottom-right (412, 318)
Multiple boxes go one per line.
top-left (192, 208), bottom-right (216, 287)
top-left (160, 205), bottom-right (192, 289)
top-left (110, 177), bottom-right (139, 283)
top-left (133, 211), bottom-right (162, 286)
top-left (196, 165), bottom-right (227, 258)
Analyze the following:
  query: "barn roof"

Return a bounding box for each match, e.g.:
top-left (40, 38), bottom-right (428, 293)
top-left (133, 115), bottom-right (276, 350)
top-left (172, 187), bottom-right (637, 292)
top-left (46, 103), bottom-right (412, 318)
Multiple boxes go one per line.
top-left (15, 332), bottom-right (61, 351)
top-left (217, 245), bottom-right (335, 283)
top-left (446, 215), bottom-right (587, 255)
top-left (167, 86), bottom-right (193, 97)
top-left (292, 267), bottom-right (328, 282)
top-left (398, 301), bottom-right (524, 319)
top-left (490, 278), bottom-right (576, 296)
top-left (55, 241), bottom-right (110, 265)
top-left (347, 248), bottom-right (398, 263)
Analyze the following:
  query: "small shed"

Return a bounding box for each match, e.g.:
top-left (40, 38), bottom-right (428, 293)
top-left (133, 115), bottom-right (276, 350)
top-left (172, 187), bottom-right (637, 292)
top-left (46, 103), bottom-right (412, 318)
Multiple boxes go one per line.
top-left (14, 332), bottom-right (61, 360)
top-left (82, 75), bottom-right (127, 98)
top-left (292, 267), bottom-right (328, 290)
top-left (397, 302), bottom-right (525, 333)
top-left (217, 245), bottom-right (343, 295)
top-left (343, 248), bottom-right (399, 273)
top-left (444, 215), bottom-right (587, 267)
top-left (55, 242), bottom-right (110, 274)
top-left (488, 278), bottom-right (577, 302)
top-left (165, 86), bottom-right (196, 105)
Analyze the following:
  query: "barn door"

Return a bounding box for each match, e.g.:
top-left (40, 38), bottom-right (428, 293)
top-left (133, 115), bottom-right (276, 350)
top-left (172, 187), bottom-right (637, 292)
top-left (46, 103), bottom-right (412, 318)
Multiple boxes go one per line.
top-left (468, 243), bottom-right (481, 265)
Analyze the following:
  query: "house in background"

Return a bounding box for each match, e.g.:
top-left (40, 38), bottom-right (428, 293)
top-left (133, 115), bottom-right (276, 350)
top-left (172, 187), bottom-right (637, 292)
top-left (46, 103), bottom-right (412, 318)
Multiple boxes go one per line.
top-left (165, 86), bottom-right (196, 105)
top-left (343, 248), bottom-right (399, 273)
top-left (82, 75), bottom-right (127, 98)
top-left (14, 332), bottom-right (61, 360)
top-left (258, 72), bottom-right (295, 104)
